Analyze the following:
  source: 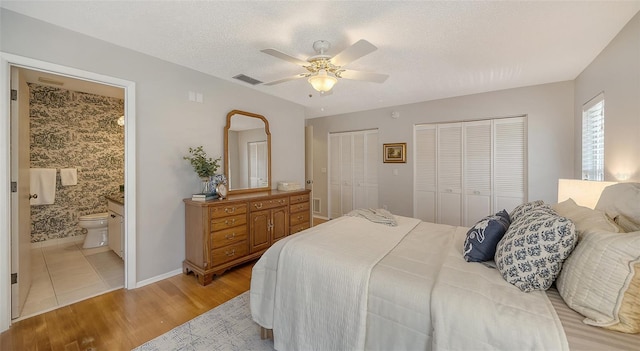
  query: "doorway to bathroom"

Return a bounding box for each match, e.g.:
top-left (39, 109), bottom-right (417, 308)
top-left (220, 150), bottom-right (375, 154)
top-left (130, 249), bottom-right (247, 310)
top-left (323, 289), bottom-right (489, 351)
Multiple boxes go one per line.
top-left (0, 53), bottom-right (137, 328)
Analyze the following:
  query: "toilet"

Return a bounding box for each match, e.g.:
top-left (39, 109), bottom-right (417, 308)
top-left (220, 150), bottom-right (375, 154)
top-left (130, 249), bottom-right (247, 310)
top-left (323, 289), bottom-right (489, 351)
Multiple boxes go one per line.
top-left (79, 212), bottom-right (109, 248)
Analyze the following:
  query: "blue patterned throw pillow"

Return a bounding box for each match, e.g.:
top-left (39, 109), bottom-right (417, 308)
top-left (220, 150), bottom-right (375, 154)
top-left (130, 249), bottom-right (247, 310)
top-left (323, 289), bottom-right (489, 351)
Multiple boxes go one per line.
top-left (463, 210), bottom-right (511, 262)
top-left (495, 208), bottom-right (577, 292)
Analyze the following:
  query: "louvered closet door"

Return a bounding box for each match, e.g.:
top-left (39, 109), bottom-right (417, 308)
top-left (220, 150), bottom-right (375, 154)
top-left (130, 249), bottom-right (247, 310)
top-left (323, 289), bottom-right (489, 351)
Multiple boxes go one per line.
top-left (340, 134), bottom-right (354, 215)
top-left (329, 134), bottom-right (342, 219)
top-left (414, 125), bottom-right (437, 222)
top-left (353, 131), bottom-right (379, 209)
top-left (437, 123), bottom-right (463, 226)
top-left (463, 121), bottom-right (492, 226)
top-left (493, 117), bottom-right (526, 213)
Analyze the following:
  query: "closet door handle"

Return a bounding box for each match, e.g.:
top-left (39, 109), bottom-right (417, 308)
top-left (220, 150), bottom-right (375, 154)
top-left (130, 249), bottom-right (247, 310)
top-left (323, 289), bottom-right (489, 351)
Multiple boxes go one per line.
top-left (29, 194), bottom-right (38, 200)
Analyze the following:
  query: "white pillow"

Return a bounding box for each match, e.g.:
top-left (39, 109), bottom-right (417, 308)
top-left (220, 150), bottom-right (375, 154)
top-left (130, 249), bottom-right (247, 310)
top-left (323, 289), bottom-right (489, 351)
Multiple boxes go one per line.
top-left (552, 198), bottom-right (620, 239)
top-left (556, 229), bottom-right (640, 333)
top-left (595, 183), bottom-right (640, 226)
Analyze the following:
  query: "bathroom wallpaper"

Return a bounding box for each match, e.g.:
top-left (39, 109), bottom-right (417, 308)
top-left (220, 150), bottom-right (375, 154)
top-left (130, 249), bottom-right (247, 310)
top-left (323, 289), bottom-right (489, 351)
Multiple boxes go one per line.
top-left (29, 83), bottom-right (124, 243)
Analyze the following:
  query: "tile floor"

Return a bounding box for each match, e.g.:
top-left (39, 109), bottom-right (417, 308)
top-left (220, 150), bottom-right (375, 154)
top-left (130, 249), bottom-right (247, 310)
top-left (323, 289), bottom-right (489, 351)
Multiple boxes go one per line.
top-left (17, 241), bottom-right (124, 321)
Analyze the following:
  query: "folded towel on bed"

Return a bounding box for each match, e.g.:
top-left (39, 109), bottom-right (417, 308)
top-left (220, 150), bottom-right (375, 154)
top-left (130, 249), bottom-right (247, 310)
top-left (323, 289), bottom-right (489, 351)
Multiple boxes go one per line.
top-left (346, 208), bottom-right (398, 226)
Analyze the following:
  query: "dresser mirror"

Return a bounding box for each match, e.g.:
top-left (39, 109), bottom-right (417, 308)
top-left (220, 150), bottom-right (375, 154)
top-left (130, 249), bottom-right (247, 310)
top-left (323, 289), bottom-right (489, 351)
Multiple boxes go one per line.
top-left (224, 110), bottom-right (271, 194)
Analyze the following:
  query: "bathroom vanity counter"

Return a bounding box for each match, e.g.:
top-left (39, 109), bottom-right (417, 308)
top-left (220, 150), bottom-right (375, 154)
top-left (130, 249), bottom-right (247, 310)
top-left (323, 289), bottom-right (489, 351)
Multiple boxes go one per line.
top-left (106, 192), bottom-right (125, 206)
top-left (106, 193), bottom-right (125, 259)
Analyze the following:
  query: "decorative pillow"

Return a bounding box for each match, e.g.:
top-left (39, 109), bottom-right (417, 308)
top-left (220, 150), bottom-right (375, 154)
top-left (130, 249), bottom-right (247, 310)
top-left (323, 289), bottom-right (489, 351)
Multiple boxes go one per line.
top-left (463, 210), bottom-right (511, 262)
top-left (509, 200), bottom-right (545, 223)
top-left (552, 198), bottom-right (620, 239)
top-left (495, 208), bottom-right (577, 292)
top-left (556, 229), bottom-right (640, 333)
top-left (614, 214), bottom-right (640, 233)
top-left (595, 183), bottom-right (640, 225)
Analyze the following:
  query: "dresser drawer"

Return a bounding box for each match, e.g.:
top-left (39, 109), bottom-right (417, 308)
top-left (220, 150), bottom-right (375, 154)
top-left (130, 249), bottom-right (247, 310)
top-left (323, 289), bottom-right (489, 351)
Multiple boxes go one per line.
top-left (211, 226), bottom-right (247, 248)
top-left (290, 212), bottom-right (309, 226)
top-left (290, 201), bottom-right (310, 214)
top-left (250, 197), bottom-right (288, 211)
top-left (290, 222), bottom-right (310, 235)
top-left (211, 214), bottom-right (247, 231)
top-left (290, 193), bottom-right (310, 205)
top-left (211, 241), bottom-right (248, 266)
top-left (210, 204), bottom-right (247, 218)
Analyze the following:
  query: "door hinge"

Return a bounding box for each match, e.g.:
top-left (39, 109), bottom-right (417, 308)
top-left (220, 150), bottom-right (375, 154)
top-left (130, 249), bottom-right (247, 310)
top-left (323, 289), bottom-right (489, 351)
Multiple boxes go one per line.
top-left (11, 181), bottom-right (17, 193)
top-left (10, 89), bottom-right (17, 101)
top-left (11, 273), bottom-right (17, 284)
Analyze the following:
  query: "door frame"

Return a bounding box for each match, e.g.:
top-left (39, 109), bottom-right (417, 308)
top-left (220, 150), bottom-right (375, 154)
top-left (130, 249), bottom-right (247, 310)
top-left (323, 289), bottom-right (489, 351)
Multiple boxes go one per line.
top-left (0, 52), bottom-right (137, 332)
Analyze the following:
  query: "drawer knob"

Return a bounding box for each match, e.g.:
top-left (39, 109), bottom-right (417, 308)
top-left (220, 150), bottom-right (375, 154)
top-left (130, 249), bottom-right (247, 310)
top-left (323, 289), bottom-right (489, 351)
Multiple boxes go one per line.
top-left (225, 207), bottom-right (236, 213)
top-left (225, 218), bottom-right (236, 226)
top-left (278, 199), bottom-right (285, 204)
top-left (225, 249), bottom-right (236, 257)
top-left (225, 233), bottom-right (236, 240)
top-left (254, 203), bottom-right (263, 209)
top-left (297, 215), bottom-right (304, 220)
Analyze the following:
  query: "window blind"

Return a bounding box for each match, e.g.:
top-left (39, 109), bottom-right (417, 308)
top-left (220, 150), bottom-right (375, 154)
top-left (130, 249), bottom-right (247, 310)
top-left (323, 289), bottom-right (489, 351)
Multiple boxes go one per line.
top-left (582, 93), bottom-right (605, 181)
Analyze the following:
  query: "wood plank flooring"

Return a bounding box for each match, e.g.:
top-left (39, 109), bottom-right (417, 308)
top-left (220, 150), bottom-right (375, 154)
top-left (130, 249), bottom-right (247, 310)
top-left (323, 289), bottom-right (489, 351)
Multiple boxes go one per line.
top-left (1, 218), bottom-right (328, 351)
top-left (0, 262), bottom-right (254, 351)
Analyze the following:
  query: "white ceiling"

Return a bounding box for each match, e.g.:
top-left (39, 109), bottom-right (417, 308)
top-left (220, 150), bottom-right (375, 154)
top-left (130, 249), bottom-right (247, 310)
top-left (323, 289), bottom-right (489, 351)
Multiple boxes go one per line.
top-left (3, 1), bottom-right (639, 118)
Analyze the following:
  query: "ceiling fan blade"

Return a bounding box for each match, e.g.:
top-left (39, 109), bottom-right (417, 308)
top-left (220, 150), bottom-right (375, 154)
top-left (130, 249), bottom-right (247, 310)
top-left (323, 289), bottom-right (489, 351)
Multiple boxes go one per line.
top-left (263, 74), bottom-right (307, 86)
top-left (339, 70), bottom-right (389, 83)
top-left (261, 49), bottom-right (309, 66)
top-left (331, 39), bottom-right (378, 67)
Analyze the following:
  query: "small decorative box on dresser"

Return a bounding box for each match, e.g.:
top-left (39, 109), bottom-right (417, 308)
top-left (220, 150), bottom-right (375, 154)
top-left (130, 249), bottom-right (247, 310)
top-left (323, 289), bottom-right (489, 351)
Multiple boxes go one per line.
top-left (183, 189), bottom-right (311, 285)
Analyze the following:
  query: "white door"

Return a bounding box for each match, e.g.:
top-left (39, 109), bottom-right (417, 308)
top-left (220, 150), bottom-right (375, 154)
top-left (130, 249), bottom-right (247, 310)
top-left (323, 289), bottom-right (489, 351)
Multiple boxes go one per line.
top-left (340, 134), bottom-right (353, 215)
top-left (329, 134), bottom-right (342, 218)
top-left (10, 67), bottom-right (31, 319)
top-left (463, 120), bottom-right (492, 226)
top-left (493, 117), bottom-right (527, 213)
top-left (305, 126), bottom-right (313, 193)
top-left (437, 123), bottom-right (463, 226)
top-left (414, 125), bottom-right (437, 222)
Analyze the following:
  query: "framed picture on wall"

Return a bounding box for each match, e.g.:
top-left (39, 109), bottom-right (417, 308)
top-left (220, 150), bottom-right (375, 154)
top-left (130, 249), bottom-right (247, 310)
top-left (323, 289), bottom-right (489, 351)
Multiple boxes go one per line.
top-left (383, 143), bottom-right (406, 163)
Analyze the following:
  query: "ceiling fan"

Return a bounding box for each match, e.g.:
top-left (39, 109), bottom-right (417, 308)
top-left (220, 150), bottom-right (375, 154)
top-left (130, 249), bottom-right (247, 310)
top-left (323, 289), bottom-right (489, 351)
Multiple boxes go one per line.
top-left (261, 39), bottom-right (389, 93)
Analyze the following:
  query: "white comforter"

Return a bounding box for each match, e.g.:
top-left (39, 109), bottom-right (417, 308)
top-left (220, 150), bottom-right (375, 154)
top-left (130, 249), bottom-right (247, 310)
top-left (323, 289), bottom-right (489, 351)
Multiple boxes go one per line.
top-left (251, 216), bottom-right (569, 351)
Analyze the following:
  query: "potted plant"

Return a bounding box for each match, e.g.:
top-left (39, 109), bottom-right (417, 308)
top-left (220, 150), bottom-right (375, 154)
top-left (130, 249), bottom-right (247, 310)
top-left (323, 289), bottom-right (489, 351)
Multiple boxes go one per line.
top-left (183, 146), bottom-right (221, 194)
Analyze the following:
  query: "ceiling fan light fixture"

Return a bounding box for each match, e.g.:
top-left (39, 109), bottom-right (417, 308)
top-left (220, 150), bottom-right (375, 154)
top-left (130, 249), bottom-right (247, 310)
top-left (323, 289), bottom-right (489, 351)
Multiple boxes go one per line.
top-left (308, 69), bottom-right (337, 92)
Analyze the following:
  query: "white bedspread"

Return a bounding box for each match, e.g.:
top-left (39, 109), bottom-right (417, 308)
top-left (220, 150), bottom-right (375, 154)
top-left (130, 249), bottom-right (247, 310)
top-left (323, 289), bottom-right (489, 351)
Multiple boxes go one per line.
top-left (431, 230), bottom-right (569, 351)
top-left (251, 216), bottom-right (569, 351)
top-left (251, 215), bottom-right (420, 351)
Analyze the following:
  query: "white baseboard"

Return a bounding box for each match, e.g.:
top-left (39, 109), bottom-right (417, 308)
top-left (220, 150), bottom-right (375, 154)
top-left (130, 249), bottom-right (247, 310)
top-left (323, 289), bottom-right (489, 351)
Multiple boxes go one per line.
top-left (134, 268), bottom-right (183, 288)
top-left (313, 215), bottom-right (329, 220)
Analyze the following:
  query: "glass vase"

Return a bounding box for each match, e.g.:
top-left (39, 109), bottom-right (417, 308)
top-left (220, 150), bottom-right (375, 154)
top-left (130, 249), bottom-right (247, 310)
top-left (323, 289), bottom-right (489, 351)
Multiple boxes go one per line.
top-left (200, 177), bottom-right (212, 194)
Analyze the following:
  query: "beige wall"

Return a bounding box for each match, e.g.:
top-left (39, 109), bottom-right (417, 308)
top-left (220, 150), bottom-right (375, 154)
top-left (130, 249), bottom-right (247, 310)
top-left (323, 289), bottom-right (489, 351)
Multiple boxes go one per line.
top-left (574, 11), bottom-right (640, 182)
top-left (0, 9), bottom-right (306, 282)
top-left (307, 81), bottom-right (575, 218)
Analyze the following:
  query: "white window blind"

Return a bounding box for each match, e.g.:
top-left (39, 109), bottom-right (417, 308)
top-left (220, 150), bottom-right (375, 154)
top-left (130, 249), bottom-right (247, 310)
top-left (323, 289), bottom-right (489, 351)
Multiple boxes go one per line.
top-left (582, 93), bottom-right (605, 181)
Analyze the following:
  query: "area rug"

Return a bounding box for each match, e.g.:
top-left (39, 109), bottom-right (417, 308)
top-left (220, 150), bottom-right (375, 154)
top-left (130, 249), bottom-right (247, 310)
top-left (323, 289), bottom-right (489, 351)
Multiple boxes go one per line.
top-left (133, 291), bottom-right (275, 351)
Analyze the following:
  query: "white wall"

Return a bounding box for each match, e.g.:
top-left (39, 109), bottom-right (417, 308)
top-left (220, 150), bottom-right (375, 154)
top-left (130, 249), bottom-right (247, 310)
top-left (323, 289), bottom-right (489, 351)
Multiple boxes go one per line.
top-left (308, 81), bottom-right (575, 218)
top-left (0, 9), bottom-right (306, 282)
top-left (574, 12), bottom-right (640, 182)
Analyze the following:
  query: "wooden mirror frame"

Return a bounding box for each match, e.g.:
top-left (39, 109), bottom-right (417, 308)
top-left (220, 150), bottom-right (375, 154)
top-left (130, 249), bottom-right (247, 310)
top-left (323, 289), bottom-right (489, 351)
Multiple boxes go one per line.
top-left (224, 110), bottom-right (271, 195)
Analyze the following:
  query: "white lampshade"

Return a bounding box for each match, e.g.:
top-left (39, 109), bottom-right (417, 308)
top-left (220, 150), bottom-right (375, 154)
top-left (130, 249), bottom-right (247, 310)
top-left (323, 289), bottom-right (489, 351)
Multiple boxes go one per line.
top-left (308, 69), bottom-right (337, 92)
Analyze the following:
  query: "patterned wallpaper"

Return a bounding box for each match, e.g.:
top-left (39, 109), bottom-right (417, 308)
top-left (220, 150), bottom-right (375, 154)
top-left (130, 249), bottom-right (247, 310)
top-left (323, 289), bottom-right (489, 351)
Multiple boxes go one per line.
top-left (29, 83), bottom-right (124, 243)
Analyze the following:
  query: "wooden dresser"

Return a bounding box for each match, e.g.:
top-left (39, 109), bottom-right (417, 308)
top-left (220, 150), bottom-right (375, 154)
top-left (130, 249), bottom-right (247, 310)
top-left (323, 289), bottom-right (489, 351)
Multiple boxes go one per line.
top-left (183, 189), bottom-right (311, 285)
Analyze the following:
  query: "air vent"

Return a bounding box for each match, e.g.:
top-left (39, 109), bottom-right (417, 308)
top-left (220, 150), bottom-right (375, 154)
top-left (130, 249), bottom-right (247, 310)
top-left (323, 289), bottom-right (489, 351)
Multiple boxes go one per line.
top-left (313, 198), bottom-right (321, 213)
top-left (233, 74), bottom-right (263, 85)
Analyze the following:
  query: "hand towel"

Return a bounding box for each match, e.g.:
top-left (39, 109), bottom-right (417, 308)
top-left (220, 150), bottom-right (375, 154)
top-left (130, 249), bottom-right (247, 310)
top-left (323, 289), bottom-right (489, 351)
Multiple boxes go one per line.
top-left (30, 168), bottom-right (56, 205)
top-left (60, 168), bottom-right (78, 186)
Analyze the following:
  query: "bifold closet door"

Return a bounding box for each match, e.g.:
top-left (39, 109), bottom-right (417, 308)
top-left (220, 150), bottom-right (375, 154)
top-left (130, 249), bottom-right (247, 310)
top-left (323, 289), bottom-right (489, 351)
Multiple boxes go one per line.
top-left (463, 120), bottom-right (492, 226)
top-left (353, 131), bottom-right (378, 210)
top-left (329, 130), bottom-right (379, 219)
top-left (437, 123), bottom-right (463, 226)
top-left (414, 125), bottom-right (437, 222)
top-left (493, 117), bottom-right (526, 213)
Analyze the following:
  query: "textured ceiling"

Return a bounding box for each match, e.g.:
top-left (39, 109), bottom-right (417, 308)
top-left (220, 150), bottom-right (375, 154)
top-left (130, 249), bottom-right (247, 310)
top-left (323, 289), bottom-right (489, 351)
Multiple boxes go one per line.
top-left (2, 1), bottom-right (639, 118)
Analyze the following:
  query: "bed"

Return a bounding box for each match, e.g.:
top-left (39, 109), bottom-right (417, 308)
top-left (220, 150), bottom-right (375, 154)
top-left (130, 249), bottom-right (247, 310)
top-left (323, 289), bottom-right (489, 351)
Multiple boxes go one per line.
top-left (250, 181), bottom-right (640, 350)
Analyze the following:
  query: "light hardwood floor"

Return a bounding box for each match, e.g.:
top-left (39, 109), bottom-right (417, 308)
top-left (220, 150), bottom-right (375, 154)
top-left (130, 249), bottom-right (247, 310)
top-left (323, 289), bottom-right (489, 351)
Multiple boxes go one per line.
top-left (0, 262), bottom-right (254, 351)
top-left (1, 218), bottom-right (328, 351)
